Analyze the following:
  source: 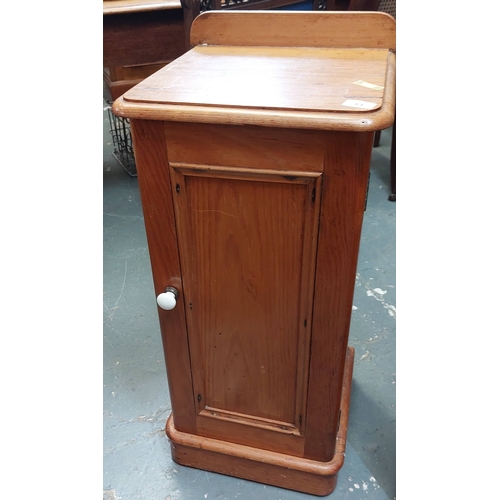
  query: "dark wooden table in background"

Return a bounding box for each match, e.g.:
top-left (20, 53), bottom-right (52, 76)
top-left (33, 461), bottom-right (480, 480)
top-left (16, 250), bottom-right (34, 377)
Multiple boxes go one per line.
top-left (103, 0), bottom-right (188, 100)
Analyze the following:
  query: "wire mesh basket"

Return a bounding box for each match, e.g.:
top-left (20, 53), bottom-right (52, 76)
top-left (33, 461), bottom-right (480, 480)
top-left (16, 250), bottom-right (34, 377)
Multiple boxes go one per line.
top-left (106, 101), bottom-right (137, 177)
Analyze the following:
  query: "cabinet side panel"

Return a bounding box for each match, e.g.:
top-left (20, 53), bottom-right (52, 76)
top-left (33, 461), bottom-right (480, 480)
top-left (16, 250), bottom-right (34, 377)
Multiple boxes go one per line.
top-left (304, 131), bottom-right (374, 462)
top-left (129, 119), bottom-right (197, 435)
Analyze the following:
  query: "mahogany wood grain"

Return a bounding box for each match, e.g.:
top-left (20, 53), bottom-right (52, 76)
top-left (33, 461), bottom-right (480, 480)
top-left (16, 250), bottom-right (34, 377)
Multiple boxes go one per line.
top-left (163, 123), bottom-right (328, 172)
top-left (169, 162), bottom-right (321, 454)
top-left (103, 7), bottom-right (186, 68)
top-left (304, 130), bottom-right (374, 461)
top-left (128, 119), bottom-right (197, 435)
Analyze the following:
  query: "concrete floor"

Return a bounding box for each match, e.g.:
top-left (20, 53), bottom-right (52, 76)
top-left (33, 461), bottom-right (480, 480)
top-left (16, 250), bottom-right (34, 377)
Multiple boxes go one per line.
top-left (103, 105), bottom-right (396, 500)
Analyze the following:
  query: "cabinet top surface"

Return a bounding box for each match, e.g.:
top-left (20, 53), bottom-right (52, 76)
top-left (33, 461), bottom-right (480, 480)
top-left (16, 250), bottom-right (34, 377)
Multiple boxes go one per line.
top-left (123, 46), bottom-right (389, 114)
top-left (113, 12), bottom-right (396, 131)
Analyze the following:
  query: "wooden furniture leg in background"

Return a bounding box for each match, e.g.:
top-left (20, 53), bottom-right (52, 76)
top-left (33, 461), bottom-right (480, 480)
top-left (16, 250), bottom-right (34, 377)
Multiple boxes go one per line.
top-left (389, 115), bottom-right (396, 201)
top-left (373, 123), bottom-right (396, 202)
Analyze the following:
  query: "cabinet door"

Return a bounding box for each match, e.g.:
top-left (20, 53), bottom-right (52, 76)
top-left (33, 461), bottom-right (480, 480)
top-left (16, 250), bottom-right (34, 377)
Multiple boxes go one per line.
top-left (170, 163), bottom-right (322, 456)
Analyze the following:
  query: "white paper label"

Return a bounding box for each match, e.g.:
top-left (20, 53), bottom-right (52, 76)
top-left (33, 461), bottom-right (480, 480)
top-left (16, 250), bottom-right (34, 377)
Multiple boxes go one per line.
top-left (342, 100), bottom-right (378, 110)
top-left (353, 80), bottom-right (385, 91)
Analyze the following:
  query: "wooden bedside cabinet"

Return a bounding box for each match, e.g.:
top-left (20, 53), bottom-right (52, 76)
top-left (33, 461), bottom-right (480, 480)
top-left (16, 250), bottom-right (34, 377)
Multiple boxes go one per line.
top-left (112, 11), bottom-right (395, 496)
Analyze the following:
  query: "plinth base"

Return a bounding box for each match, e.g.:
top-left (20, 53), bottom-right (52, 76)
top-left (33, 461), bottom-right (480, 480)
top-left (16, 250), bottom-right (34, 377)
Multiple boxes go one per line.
top-left (165, 346), bottom-right (355, 496)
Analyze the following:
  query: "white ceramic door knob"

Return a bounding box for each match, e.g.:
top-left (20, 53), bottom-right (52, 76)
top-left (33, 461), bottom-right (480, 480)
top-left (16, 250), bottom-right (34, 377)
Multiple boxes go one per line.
top-left (156, 286), bottom-right (179, 310)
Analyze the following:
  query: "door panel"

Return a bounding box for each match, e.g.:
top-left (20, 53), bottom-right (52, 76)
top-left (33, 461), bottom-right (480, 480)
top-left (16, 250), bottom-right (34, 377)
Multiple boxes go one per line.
top-left (170, 163), bottom-right (322, 450)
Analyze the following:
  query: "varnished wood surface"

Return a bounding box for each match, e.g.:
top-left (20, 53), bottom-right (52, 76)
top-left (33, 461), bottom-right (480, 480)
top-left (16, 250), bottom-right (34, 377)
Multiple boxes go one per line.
top-left (141, 120), bottom-right (370, 465)
top-left (128, 120), bottom-right (197, 436)
top-left (162, 123), bottom-right (328, 457)
top-left (103, 7), bottom-right (186, 68)
top-left (112, 11), bottom-right (395, 131)
top-left (169, 161), bottom-right (321, 455)
top-left (117, 11), bottom-right (395, 493)
top-left (164, 122), bottom-right (329, 172)
top-left (304, 130), bottom-right (374, 460)
top-left (103, 0), bottom-right (181, 15)
top-left (195, 410), bottom-right (306, 456)
top-left (166, 347), bottom-right (355, 496)
top-left (123, 46), bottom-right (387, 113)
top-left (190, 11), bottom-right (395, 49)
top-left (104, 62), bottom-right (168, 101)
top-left (111, 62), bottom-right (168, 81)
top-left (113, 11), bottom-right (396, 131)
top-left (127, 121), bottom-right (371, 490)
top-left (112, 50), bottom-right (395, 132)
top-left (104, 74), bottom-right (142, 101)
